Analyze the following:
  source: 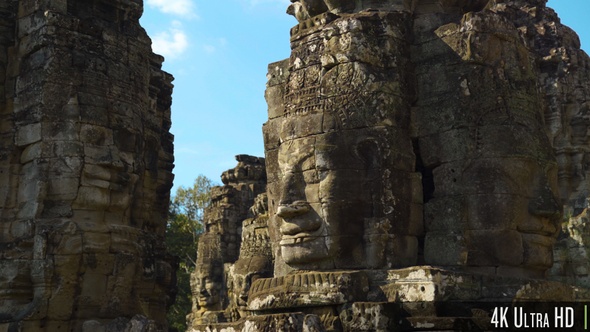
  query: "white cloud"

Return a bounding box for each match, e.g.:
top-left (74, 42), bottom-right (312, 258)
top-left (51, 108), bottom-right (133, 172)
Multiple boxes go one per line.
top-left (146, 0), bottom-right (197, 18)
top-left (151, 25), bottom-right (189, 59)
top-left (201, 38), bottom-right (228, 55)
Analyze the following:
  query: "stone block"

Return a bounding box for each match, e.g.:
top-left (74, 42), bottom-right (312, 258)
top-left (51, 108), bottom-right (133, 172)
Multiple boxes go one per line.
top-left (382, 267), bottom-right (483, 302)
top-left (424, 231), bottom-right (466, 266)
top-left (74, 186), bottom-right (110, 210)
top-left (521, 233), bottom-right (553, 268)
top-left (78, 272), bottom-right (109, 314)
top-left (84, 145), bottom-right (113, 166)
top-left (262, 119), bottom-right (281, 150)
top-left (84, 163), bottom-right (112, 181)
top-left (16, 200), bottom-right (41, 219)
top-left (110, 227), bottom-right (142, 255)
top-left (49, 156), bottom-right (83, 177)
top-left (424, 197), bottom-right (465, 232)
top-left (9, 220), bottom-right (34, 239)
top-left (464, 230), bottom-right (524, 267)
top-left (15, 122), bottom-right (41, 146)
top-left (83, 232), bottom-right (112, 253)
top-left (52, 233), bottom-right (83, 256)
top-left (18, 178), bottom-right (45, 202)
top-left (48, 177), bottom-right (79, 200)
top-left (266, 59), bottom-right (290, 87)
top-left (248, 271), bottom-right (369, 311)
top-left (387, 235), bottom-right (419, 268)
top-left (20, 141), bottom-right (42, 163)
top-left (80, 105), bottom-right (109, 126)
top-left (72, 210), bottom-right (108, 231)
top-left (49, 254), bottom-right (82, 320)
top-left (81, 124), bottom-right (113, 146)
top-left (265, 85), bottom-right (286, 119)
top-left (82, 321), bottom-right (106, 332)
top-left (113, 128), bottom-right (137, 152)
top-left (43, 120), bottom-right (79, 141)
top-left (339, 302), bottom-right (397, 332)
top-left (418, 129), bottom-right (474, 167)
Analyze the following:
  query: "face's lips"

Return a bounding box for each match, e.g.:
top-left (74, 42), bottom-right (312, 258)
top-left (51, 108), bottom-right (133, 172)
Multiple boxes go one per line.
top-left (280, 234), bottom-right (324, 245)
top-left (277, 200), bottom-right (324, 237)
top-left (518, 217), bottom-right (559, 237)
top-left (279, 221), bottom-right (325, 246)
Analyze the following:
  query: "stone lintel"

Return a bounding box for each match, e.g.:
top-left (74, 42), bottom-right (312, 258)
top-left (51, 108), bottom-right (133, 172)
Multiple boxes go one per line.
top-left (247, 271), bottom-right (370, 311)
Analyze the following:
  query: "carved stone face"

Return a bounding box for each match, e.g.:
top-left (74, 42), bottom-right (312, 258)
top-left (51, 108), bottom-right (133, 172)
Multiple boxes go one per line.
top-left (265, 12), bottom-right (418, 273)
top-left (271, 128), bottom-right (407, 270)
top-left (194, 269), bottom-right (222, 311)
top-left (232, 257), bottom-right (270, 312)
top-left (424, 126), bottom-right (563, 276)
top-left (463, 158), bottom-right (561, 270)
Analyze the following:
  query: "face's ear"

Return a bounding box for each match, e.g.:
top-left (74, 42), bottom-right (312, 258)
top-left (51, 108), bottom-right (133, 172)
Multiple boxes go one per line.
top-left (354, 138), bottom-right (381, 170)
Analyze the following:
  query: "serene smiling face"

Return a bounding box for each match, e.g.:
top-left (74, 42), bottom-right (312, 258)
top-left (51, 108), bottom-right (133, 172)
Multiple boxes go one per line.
top-left (270, 128), bottom-right (399, 270)
top-left (424, 123), bottom-right (563, 276)
top-left (461, 158), bottom-right (562, 270)
top-left (232, 256), bottom-right (270, 313)
top-left (194, 274), bottom-right (219, 309)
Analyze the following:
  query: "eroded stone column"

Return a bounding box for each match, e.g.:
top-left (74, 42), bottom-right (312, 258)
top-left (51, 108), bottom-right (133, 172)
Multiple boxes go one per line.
top-left (0, 0), bottom-right (175, 330)
top-left (188, 155), bottom-right (266, 328)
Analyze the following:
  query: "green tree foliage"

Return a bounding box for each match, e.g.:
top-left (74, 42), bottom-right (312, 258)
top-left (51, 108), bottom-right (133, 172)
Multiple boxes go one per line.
top-left (166, 175), bottom-right (214, 332)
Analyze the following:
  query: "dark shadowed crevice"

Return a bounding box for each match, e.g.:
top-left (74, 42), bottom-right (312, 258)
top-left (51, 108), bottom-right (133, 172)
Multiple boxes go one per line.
top-left (412, 139), bottom-right (435, 204)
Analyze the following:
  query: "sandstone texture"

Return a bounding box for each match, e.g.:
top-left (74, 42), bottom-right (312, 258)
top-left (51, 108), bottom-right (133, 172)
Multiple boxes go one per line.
top-left (188, 156), bottom-right (268, 329)
top-left (0, 0), bottom-right (174, 330)
top-left (190, 0), bottom-right (590, 331)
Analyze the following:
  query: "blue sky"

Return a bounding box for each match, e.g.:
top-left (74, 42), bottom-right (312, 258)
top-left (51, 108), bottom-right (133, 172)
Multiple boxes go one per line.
top-left (139, 0), bottom-right (589, 192)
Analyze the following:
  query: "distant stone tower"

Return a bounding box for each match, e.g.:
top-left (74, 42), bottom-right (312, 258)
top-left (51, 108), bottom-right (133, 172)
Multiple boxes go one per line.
top-left (188, 155), bottom-right (266, 328)
top-left (0, 0), bottom-right (175, 330)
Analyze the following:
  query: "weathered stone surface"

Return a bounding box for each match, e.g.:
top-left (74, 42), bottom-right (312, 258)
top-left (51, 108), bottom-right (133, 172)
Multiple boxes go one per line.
top-left (247, 271), bottom-right (370, 311)
top-left (265, 9), bottom-right (420, 277)
top-left (227, 193), bottom-right (273, 320)
top-left (412, 6), bottom-right (561, 277)
top-left (0, 0), bottom-right (174, 330)
top-left (188, 156), bottom-right (267, 328)
top-left (192, 1), bottom-right (590, 331)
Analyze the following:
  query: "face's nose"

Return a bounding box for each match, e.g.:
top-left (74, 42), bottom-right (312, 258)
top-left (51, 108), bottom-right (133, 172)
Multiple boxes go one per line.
top-left (528, 183), bottom-right (562, 223)
top-left (278, 171), bottom-right (306, 206)
top-left (276, 202), bottom-right (311, 218)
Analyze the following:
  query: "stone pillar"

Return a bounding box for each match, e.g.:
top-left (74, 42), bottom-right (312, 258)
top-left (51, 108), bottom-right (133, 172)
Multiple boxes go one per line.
top-left (0, 0), bottom-right (175, 330)
top-left (264, 7), bottom-right (421, 277)
top-left (188, 155), bottom-right (266, 328)
top-left (227, 193), bottom-right (273, 320)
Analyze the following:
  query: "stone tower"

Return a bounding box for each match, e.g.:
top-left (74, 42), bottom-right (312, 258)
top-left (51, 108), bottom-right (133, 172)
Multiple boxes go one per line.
top-left (188, 155), bottom-right (267, 328)
top-left (190, 1), bottom-right (590, 331)
top-left (0, 0), bottom-right (175, 330)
